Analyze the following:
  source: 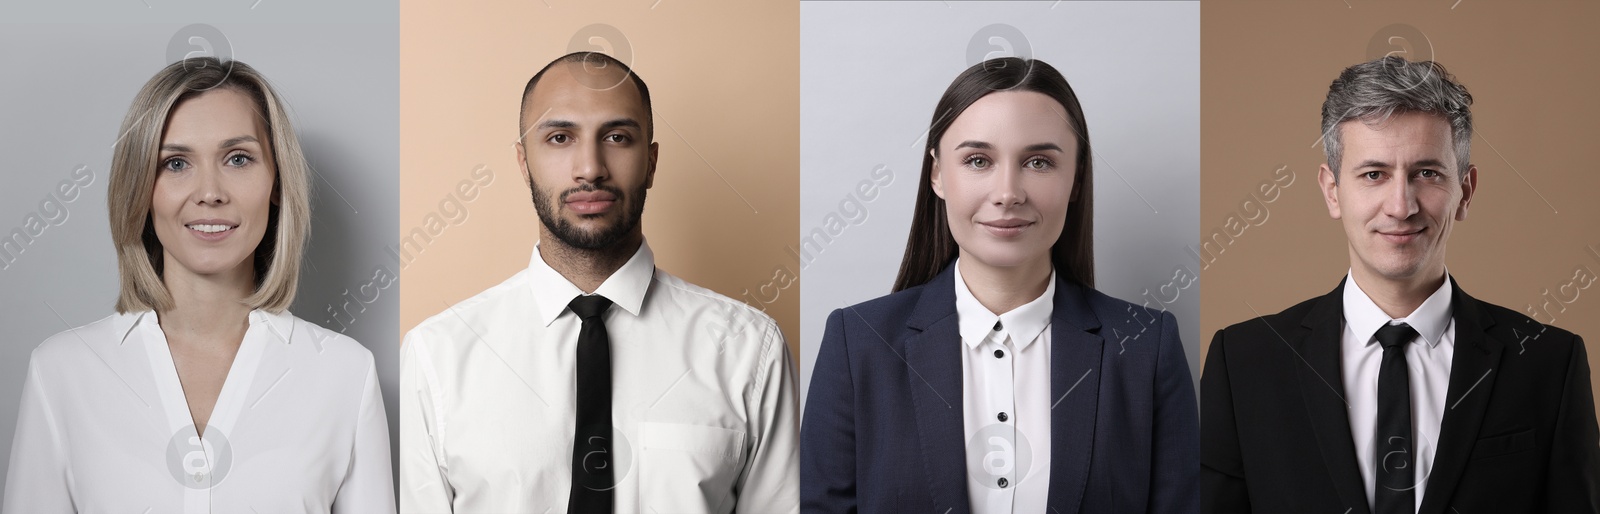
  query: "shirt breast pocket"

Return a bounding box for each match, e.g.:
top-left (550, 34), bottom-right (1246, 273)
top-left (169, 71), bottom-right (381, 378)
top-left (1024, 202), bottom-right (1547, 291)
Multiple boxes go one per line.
top-left (637, 421), bottom-right (748, 512)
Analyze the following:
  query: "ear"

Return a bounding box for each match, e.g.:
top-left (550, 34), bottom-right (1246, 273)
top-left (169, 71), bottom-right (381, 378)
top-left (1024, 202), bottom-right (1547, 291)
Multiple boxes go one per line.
top-left (515, 141), bottom-right (533, 189)
top-left (270, 170), bottom-right (281, 207)
top-left (929, 149), bottom-right (946, 199)
top-left (645, 141), bottom-right (659, 189)
top-left (1455, 164), bottom-right (1477, 221)
top-left (1318, 163), bottom-right (1341, 220)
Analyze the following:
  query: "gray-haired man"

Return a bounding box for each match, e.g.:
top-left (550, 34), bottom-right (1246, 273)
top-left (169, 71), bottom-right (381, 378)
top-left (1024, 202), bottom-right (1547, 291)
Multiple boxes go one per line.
top-left (1201, 56), bottom-right (1600, 513)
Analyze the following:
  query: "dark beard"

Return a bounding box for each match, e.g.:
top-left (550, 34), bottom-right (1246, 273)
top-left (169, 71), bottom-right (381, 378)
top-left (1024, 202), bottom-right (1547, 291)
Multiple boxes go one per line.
top-left (530, 181), bottom-right (647, 251)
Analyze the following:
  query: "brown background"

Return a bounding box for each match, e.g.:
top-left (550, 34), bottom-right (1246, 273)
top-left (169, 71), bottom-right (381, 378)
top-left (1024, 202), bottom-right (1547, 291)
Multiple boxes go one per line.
top-left (398, 0), bottom-right (799, 357)
top-left (1201, 1), bottom-right (1600, 416)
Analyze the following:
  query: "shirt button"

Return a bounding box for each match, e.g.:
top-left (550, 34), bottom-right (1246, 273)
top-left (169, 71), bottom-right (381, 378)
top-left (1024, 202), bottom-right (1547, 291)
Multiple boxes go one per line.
top-left (998, 477), bottom-right (1009, 488)
top-left (997, 412), bottom-right (1008, 422)
top-left (993, 321), bottom-right (1003, 331)
top-left (994, 349), bottom-right (1005, 358)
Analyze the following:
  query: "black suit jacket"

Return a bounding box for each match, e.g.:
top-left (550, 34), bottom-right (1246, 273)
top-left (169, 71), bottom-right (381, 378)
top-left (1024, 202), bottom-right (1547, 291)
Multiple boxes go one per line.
top-left (1201, 277), bottom-right (1600, 513)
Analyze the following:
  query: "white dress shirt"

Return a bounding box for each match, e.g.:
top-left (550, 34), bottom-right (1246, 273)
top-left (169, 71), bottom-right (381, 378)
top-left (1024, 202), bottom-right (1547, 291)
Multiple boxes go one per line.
top-left (955, 261), bottom-right (1053, 514)
top-left (399, 240), bottom-right (799, 513)
top-left (1341, 271), bottom-right (1455, 512)
top-left (2, 309), bottom-right (395, 514)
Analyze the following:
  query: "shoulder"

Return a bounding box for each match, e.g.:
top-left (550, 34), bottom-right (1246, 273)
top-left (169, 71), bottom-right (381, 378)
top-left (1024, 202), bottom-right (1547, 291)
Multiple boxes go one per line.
top-left (405, 269), bottom-right (532, 347)
top-left (651, 269), bottom-right (782, 342)
top-left (280, 311), bottom-right (376, 370)
top-left (824, 281), bottom-right (931, 338)
top-left (1215, 294), bottom-right (1324, 343)
top-left (30, 312), bottom-right (139, 368)
top-left (1471, 296), bottom-right (1581, 349)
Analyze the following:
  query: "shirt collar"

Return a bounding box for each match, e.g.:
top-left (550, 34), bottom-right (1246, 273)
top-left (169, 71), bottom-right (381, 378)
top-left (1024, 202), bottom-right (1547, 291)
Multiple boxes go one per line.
top-left (1342, 269), bottom-right (1454, 348)
top-left (121, 308), bottom-right (290, 345)
top-left (953, 258), bottom-right (1055, 350)
top-left (528, 238), bottom-right (655, 327)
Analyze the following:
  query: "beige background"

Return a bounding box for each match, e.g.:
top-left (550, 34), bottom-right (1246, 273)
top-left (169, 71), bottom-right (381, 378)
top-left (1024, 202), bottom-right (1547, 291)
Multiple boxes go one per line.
top-left (398, 0), bottom-right (799, 357)
top-left (1201, 1), bottom-right (1600, 415)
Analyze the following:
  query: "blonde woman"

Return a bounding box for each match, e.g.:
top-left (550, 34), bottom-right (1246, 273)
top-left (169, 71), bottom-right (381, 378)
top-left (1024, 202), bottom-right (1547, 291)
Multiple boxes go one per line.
top-left (2, 58), bottom-right (394, 513)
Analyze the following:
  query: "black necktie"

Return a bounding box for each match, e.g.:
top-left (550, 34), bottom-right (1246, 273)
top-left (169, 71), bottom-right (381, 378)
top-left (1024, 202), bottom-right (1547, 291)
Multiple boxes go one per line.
top-left (567, 294), bottom-right (614, 514)
top-left (1374, 322), bottom-right (1419, 514)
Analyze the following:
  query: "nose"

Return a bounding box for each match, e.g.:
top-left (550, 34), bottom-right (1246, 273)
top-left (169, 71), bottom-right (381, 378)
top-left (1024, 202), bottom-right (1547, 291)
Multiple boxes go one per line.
top-left (992, 163), bottom-right (1026, 207)
top-left (194, 162), bottom-right (229, 206)
top-left (573, 137), bottom-right (609, 185)
top-left (1382, 174), bottom-right (1419, 220)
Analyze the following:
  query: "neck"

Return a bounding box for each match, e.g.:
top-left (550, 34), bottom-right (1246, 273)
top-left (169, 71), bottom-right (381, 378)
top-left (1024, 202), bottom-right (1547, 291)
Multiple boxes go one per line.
top-left (957, 251), bottom-right (1052, 315)
top-left (157, 256), bottom-right (255, 344)
top-left (540, 231), bottom-right (643, 294)
top-left (1350, 262), bottom-right (1446, 319)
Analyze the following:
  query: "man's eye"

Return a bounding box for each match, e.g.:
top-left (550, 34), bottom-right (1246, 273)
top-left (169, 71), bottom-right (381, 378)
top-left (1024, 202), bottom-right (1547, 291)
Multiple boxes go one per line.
top-left (605, 134), bottom-right (629, 143)
top-left (1418, 169), bottom-right (1440, 178)
top-left (1363, 171), bottom-right (1383, 180)
top-left (548, 134), bottom-right (569, 144)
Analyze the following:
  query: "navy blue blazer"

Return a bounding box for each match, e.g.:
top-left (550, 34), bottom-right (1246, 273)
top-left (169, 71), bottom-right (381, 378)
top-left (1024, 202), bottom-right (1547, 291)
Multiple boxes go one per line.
top-left (801, 264), bottom-right (1199, 513)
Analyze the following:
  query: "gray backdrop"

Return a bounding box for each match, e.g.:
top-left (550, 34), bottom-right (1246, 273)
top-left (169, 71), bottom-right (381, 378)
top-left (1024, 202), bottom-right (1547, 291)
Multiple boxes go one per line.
top-left (799, 1), bottom-right (1201, 407)
top-left (0, 1), bottom-right (399, 495)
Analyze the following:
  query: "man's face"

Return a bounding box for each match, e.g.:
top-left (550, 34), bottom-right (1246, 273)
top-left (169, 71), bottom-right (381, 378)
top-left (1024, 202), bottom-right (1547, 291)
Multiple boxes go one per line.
top-left (1318, 111), bottom-right (1476, 285)
top-left (516, 65), bottom-right (657, 250)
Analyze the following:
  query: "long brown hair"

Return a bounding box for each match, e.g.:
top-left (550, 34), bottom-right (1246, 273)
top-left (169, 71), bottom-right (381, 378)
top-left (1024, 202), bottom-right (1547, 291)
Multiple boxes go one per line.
top-left (892, 57), bottom-right (1094, 292)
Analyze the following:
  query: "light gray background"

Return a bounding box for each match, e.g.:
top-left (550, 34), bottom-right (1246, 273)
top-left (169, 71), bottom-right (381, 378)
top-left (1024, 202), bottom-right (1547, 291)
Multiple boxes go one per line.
top-left (0, 1), bottom-right (399, 496)
top-left (799, 1), bottom-right (1201, 407)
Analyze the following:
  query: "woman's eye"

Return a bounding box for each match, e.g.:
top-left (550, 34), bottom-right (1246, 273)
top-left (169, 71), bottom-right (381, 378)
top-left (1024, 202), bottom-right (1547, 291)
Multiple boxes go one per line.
top-left (162, 158), bottom-right (189, 172)
top-left (1025, 158), bottom-right (1052, 170)
top-left (226, 154), bottom-right (253, 167)
top-left (964, 157), bottom-right (989, 169)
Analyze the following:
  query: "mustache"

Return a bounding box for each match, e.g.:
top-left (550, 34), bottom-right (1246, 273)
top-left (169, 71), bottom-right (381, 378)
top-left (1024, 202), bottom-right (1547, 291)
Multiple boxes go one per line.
top-left (558, 183), bottom-right (624, 203)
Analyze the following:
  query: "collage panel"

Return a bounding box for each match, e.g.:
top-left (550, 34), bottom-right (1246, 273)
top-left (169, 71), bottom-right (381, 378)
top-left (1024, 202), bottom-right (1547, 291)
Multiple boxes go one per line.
top-left (0, 0), bottom-right (400, 511)
top-left (799, 1), bottom-right (1200, 512)
top-left (1199, 2), bottom-right (1600, 512)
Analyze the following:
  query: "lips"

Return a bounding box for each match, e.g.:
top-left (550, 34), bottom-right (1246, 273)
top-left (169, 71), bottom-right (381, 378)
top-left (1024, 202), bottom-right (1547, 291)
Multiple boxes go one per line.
top-left (185, 219), bottom-right (238, 241)
top-left (979, 218), bottom-right (1034, 237)
top-left (565, 190), bottom-right (618, 215)
top-left (1377, 227), bottom-right (1425, 244)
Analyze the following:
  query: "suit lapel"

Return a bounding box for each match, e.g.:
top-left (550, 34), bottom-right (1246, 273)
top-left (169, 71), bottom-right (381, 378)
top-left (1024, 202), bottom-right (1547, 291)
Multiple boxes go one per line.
top-left (1417, 279), bottom-right (1502, 514)
top-left (1045, 278), bottom-right (1103, 514)
top-left (905, 265), bottom-right (971, 514)
top-left (1295, 280), bottom-right (1373, 514)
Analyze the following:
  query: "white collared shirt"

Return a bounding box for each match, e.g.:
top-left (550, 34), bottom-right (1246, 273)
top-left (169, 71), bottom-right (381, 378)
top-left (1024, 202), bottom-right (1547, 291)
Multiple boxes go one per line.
top-left (955, 261), bottom-right (1054, 514)
top-left (399, 240), bottom-right (799, 513)
top-left (2, 309), bottom-right (395, 514)
top-left (1341, 271), bottom-right (1455, 512)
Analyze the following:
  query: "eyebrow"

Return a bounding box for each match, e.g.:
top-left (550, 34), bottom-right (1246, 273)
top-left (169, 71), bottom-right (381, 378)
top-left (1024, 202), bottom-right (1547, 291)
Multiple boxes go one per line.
top-left (160, 135), bottom-right (260, 153)
top-left (952, 141), bottom-right (1064, 153)
top-left (535, 118), bottom-right (643, 132)
top-left (1351, 158), bottom-right (1451, 170)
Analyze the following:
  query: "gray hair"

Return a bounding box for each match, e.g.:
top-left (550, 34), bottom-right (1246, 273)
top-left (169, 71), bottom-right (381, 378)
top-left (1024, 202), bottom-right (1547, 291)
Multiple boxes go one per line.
top-left (1320, 56), bottom-right (1473, 178)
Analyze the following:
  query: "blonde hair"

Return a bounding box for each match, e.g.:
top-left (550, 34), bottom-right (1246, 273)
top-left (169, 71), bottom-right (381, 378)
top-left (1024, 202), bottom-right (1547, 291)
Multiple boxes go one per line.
top-left (108, 57), bottom-right (310, 313)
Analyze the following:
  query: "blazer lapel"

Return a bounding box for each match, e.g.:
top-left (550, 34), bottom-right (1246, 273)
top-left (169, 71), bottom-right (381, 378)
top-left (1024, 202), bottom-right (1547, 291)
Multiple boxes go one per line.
top-left (905, 265), bottom-right (971, 514)
top-left (1417, 279), bottom-right (1502, 514)
top-left (1044, 278), bottom-right (1103, 514)
top-left (1295, 280), bottom-right (1373, 514)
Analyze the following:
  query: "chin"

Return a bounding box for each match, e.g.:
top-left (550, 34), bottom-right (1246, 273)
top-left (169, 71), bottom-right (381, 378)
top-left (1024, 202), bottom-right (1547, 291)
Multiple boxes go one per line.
top-left (966, 247), bottom-right (1047, 270)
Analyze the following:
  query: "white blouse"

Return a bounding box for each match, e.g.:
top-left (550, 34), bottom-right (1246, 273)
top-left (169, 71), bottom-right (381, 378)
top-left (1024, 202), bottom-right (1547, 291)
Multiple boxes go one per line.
top-left (2, 309), bottom-right (395, 514)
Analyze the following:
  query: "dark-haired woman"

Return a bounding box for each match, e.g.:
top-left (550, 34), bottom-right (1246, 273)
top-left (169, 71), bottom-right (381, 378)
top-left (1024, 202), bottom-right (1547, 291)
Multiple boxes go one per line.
top-left (800, 58), bottom-right (1198, 513)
